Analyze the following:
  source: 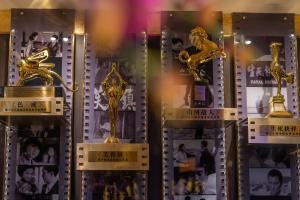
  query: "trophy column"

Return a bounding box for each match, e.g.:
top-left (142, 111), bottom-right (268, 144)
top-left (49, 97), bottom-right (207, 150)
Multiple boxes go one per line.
top-left (161, 11), bottom-right (237, 200)
top-left (2, 10), bottom-right (76, 200)
top-left (77, 32), bottom-right (149, 200)
top-left (233, 13), bottom-right (300, 200)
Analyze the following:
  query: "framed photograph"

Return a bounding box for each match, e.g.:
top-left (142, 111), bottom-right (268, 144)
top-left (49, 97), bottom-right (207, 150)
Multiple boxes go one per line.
top-left (93, 111), bottom-right (135, 140)
top-left (173, 140), bottom-right (216, 195)
top-left (249, 168), bottom-right (291, 198)
top-left (86, 172), bottom-right (142, 200)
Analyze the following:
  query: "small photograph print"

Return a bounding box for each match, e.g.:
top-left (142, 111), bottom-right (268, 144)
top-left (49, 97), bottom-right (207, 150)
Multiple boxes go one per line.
top-left (244, 36), bottom-right (285, 87)
top-left (18, 137), bottom-right (59, 165)
top-left (171, 34), bottom-right (214, 84)
top-left (249, 168), bottom-right (291, 198)
top-left (246, 87), bottom-right (287, 117)
top-left (39, 166), bottom-right (59, 196)
top-left (172, 84), bottom-right (191, 108)
top-left (21, 31), bottom-right (63, 58)
top-left (174, 195), bottom-right (216, 200)
top-left (94, 111), bottom-right (135, 140)
top-left (248, 146), bottom-right (291, 168)
top-left (94, 84), bottom-right (136, 111)
top-left (173, 140), bottom-right (216, 195)
top-left (17, 124), bottom-right (60, 138)
top-left (15, 165), bottom-right (39, 195)
top-left (87, 172), bottom-right (141, 200)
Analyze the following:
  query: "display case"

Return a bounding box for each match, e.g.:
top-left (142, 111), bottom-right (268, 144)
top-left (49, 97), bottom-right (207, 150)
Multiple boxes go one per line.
top-left (233, 13), bottom-right (300, 200)
top-left (1, 9), bottom-right (76, 200)
top-left (77, 20), bottom-right (149, 199)
top-left (161, 11), bottom-right (237, 200)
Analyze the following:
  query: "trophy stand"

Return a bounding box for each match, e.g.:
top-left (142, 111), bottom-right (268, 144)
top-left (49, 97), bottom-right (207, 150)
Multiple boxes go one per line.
top-left (76, 63), bottom-right (149, 171)
top-left (248, 42), bottom-right (300, 144)
top-left (267, 95), bottom-right (292, 118)
top-left (161, 22), bottom-right (237, 200)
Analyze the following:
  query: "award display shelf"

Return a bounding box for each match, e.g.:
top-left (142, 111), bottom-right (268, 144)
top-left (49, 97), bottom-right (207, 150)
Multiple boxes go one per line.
top-left (3, 9), bottom-right (75, 200)
top-left (233, 13), bottom-right (300, 200)
top-left (161, 11), bottom-right (237, 200)
top-left (80, 32), bottom-right (148, 200)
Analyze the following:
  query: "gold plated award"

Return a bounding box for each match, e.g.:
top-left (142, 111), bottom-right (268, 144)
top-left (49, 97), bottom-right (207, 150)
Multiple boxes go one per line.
top-left (178, 27), bottom-right (226, 81)
top-left (267, 42), bottom-right (294, 118)
top-left (101, 63), bottom-right (127, 143)
top-left (16, 48), bottom-right (78, 92)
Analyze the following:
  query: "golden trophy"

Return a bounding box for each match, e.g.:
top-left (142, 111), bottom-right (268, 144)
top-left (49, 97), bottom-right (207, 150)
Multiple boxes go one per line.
top-left (267, 42), bottom-right (294, 118)
top-left (16, 48), bottom-right (78, 92)
top-left (178, 26), bottom-right (226, 82)
top-left (101, 63), bottom-right (127, 143)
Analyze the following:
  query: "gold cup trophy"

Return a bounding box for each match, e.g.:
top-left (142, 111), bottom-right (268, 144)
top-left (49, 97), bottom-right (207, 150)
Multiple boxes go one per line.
top-left (267, 42), bottom-right (294, 118)
top-left (101, 63), bottom-right (127, 143)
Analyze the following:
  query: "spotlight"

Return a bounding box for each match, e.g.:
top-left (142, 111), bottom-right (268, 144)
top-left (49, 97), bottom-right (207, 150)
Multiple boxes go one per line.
top-left (245, 40), bottom-right (252, 45)
top-left (63, 37), bottom-right (69, 42)
top-left (50, 36), bottom-right (57, 41)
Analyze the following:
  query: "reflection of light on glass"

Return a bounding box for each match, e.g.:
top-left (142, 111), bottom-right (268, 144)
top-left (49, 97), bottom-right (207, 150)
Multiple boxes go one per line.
top-left (50, 37), bottom-right (57, 41)
top-left (245, 40), bottom-right (252, 45)
top-left (63, 37), bottom-right (69, 42)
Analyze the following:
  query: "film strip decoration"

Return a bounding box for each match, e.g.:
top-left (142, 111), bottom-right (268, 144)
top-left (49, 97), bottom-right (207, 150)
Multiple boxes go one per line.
top-left (3, 9), bottom-right (75, 200)
top-left (161, 11), bottom-right (233, 200)
top-left (81, 32), bottom-right (148, 200)
top-left (233, 13), bottom-right (300, 200)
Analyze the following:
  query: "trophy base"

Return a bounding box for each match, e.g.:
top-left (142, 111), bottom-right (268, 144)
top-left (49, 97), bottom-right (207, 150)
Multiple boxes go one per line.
top-left (266, 96), bottom-right (292, 118)
top-left (0, 86), bottom-right (64, 116)
top-left (104, 137), bottom-right (120, 144)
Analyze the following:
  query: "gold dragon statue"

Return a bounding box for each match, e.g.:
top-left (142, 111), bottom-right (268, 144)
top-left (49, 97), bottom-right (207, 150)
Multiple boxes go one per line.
top-left (267, 42), bottom-right (294, 118)
top-left (16, 48), bottom-right (78, 92)
top-left (101, 63), bottom-right (127, 143)
top-left (178, 27), bottom-right (226, 81)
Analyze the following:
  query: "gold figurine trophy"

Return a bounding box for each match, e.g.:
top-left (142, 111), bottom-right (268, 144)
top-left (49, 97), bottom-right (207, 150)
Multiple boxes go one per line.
top-left (178, 27), bottom-right (226, 82)
top-left (267, 42), bottom-right (294, 118)
top-left (101, 63), bottom-right (127, 143)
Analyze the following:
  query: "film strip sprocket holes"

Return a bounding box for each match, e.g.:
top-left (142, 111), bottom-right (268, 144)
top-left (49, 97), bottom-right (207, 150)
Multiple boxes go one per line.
top-left (82, 33), bottom-right (148, 200)
top-left (61, 34), bottom-right (75, 200)
top-left (161, 26), bottom-right (228, 199)
top-left (8, 30), bottom-right (17, 86)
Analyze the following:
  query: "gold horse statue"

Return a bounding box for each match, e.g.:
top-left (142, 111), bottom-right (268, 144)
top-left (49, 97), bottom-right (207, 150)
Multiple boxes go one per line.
top-left (16, 48), bottom-right (78, 92)
top-left (270, 42), bottom-right (294, 97)
top-left (178, 27), bottom-right (226, 81)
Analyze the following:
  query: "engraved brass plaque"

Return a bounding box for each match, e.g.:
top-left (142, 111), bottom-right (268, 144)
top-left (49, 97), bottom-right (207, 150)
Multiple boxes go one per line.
top-left (77, 143), bottom-right (149, 171)
top-left (248, 118), bottom-right (300, 144)
top-left (0, 97), bottom-right (63, 116)
top-left (165, 108), bottom-right (237, 121)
